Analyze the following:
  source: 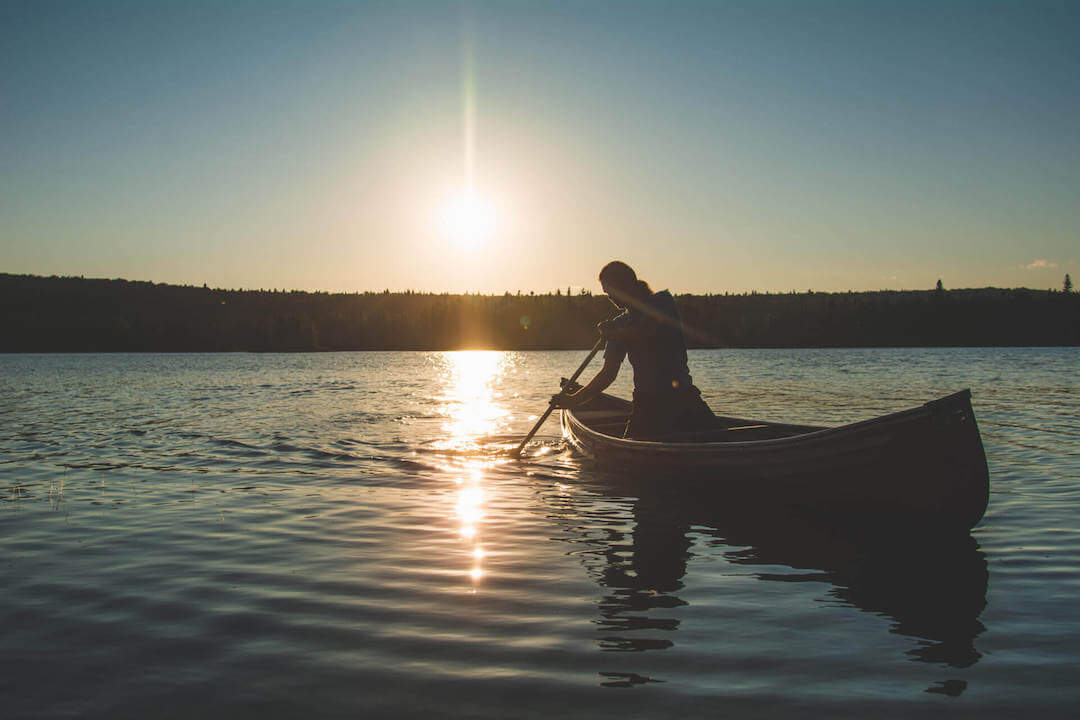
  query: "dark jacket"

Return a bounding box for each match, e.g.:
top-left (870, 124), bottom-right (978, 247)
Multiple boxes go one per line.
top-left (603, 290), bottom-right (714, 438)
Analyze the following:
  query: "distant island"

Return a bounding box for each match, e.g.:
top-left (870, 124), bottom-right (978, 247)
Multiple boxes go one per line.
top-left (1, 273), bottom-right (1077, 352)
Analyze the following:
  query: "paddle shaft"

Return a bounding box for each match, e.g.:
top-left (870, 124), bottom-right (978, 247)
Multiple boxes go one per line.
top-left (513, 337), bottom-right (606, 457)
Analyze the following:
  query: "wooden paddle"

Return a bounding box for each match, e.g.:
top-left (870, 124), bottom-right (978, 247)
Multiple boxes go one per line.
top-left (512, 336), bottom-right (606, 457)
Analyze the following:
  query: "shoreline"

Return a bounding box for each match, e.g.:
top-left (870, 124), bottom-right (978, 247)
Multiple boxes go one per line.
top-left (3, 273), bottom-right (1078, 352)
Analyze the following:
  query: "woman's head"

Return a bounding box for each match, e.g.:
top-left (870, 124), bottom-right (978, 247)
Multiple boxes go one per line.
top-left (599, 261), bottom-right (651, 308)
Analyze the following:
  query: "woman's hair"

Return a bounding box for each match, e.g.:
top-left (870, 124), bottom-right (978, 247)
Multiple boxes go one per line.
top-left (599, 260), bottom-right (651, 297)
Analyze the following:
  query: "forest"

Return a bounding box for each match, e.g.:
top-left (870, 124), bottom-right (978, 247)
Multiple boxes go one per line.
top-left (1, 273), bottom-right (1077, 352)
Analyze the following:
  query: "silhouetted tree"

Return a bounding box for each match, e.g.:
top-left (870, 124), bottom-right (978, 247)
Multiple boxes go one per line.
top-left (936, 279), bottom-right (944, 292)
top-left (1066, 274), bottom-right (1073, 293)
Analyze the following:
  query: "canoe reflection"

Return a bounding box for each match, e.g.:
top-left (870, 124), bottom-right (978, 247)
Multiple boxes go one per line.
top-left (569, 473), bottom-right (987, 668)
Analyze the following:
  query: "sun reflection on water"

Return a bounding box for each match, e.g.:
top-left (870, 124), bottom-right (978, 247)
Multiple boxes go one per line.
top-left (454, 458), bottom-right (489, 586)
top-left (434, 351), bottom-right (514, 451)
top-left (459, 486), bottom-right (486, 578)
top-left (433, 351), bottom-right (517, 587)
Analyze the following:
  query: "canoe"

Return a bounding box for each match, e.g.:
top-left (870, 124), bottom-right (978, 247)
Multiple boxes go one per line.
top-left (560, 386), bottom-right (990, 532)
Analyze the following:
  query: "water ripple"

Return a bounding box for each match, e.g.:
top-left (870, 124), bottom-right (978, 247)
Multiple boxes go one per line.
top-left (2, 348), bottom-right (1078, 718)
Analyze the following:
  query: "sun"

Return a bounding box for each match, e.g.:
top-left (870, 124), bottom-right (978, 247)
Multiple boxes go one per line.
top-left (439, 190), bottom-right (497, 248)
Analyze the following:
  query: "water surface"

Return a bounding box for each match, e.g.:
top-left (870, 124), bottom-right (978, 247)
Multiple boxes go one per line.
top-left (2, 348), bottom-right (1078, 718)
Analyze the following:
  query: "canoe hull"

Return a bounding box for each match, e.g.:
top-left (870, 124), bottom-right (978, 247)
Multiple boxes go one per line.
top-left (561, 390), bottom-right (990, 531)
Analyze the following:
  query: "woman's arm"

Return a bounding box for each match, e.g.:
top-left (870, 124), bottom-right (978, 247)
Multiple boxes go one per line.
top-left (553, 354), bottom-right (621, 409)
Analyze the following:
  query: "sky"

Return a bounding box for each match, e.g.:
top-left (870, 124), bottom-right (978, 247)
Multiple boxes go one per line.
top-left (1, 0), bottom-right (1077, 294)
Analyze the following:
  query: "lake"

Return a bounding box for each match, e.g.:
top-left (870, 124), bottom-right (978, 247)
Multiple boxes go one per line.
top-left (2, 348), bottom-right (1078, 718)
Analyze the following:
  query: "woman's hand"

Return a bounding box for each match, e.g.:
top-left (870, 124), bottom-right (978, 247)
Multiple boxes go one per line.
top-left (550, 392), bottom-right (578, 409)
top-left (597, 311), bottom-right (630, 340)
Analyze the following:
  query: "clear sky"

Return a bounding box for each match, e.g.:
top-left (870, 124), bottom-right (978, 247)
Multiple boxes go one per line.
top-left (2, 0), bottom-right (1077, 294)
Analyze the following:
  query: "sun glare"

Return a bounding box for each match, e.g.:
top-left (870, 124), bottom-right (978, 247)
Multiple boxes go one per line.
top-left (439, 191), bottom-right (496, 248)
top-left (436, 350), bottom-right (511, 446)
top-left (431, 351), bottom-right (518, 588)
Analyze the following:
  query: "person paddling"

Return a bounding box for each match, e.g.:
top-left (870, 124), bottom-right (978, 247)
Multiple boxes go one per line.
top-left (553, 261), bottom-right (716, 439)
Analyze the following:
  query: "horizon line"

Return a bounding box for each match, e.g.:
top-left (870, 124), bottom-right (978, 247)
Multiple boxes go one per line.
top-left (2, 271), bottom-right (1073, 297)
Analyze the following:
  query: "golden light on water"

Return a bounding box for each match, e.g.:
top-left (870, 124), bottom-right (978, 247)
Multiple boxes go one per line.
top-left (457, 486), bottom-right (484, 527)
top-left (456, 470), bottom-right (486, 582)
top-left (435, 351), bottom-right (517, 586)
top-left (436, 351), bottom-right (512, 449)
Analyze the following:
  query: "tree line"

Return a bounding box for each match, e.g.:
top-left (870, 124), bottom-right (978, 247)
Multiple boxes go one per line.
top-left (1, 273), bottom-right (1077, 352)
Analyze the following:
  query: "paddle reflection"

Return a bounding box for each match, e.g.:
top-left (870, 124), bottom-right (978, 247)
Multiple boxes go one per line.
top-left (556, 474), bottom-right (987, 675)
